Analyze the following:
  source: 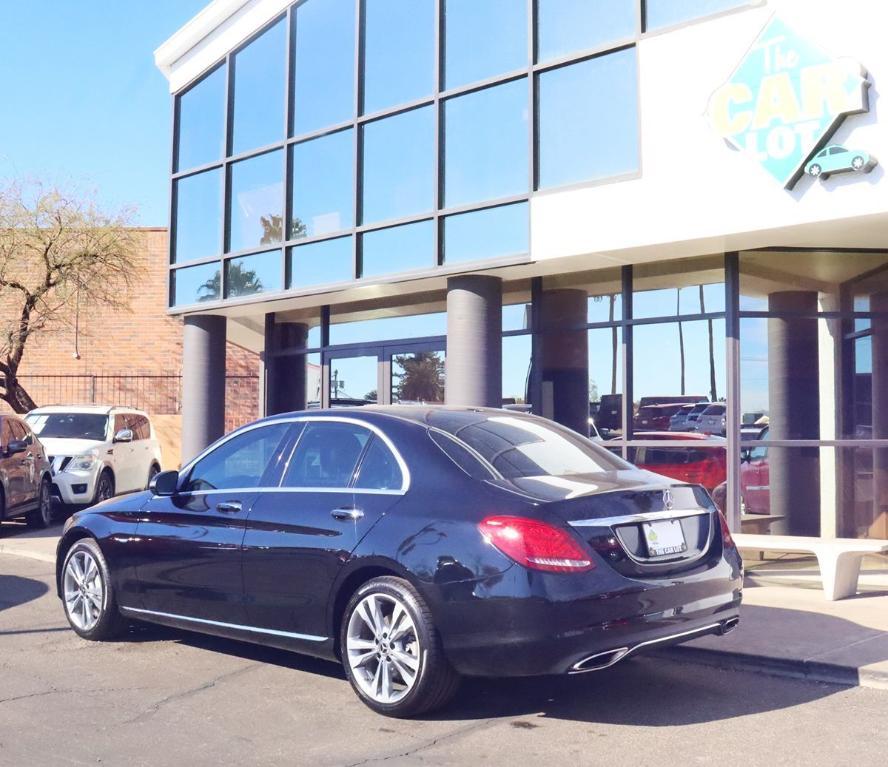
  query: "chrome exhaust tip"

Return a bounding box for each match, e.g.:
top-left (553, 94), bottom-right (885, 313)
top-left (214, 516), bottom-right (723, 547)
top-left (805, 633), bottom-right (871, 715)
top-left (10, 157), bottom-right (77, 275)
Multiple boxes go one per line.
top-left (569, 647), bottom-right (631, 674)
top-left (720, 617), bottom-right (740, 635)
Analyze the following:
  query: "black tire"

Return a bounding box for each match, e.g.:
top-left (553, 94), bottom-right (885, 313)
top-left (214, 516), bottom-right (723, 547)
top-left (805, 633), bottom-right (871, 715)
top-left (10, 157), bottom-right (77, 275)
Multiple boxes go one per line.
top-left (61, 538), bottom-right (126, 641)
top-left (26, 477), bottom-right (53, 529)
top-left (340, 576), bottom-right (460, 718)
top-left (146, 463), bottom-right (160, 490)
top-left (93, 469), bottom-right (115, 505)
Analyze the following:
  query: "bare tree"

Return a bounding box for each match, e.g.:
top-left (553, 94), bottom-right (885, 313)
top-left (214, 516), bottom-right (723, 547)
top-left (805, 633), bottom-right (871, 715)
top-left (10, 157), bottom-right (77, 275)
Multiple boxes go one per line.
top-left (0, 180), bottom-right (140, 412)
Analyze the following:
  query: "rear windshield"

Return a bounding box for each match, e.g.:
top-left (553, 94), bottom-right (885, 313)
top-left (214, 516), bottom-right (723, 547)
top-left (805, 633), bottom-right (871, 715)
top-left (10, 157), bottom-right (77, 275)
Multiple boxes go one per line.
top-left (702, 405), bottom-right (726, 415)
top-left (429, 412), bottom-right (628, 479)
top-left (26, 413), bottom-right (109, 441)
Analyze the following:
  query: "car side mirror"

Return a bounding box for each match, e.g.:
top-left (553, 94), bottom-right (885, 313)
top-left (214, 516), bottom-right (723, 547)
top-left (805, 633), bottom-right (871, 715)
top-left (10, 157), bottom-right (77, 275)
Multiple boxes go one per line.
top-left (113, 428), bottom-right (134, 443)
top-left (5, 439), bottom-right (27, 456)
top-left (149, 469), bottom-right (179, 497)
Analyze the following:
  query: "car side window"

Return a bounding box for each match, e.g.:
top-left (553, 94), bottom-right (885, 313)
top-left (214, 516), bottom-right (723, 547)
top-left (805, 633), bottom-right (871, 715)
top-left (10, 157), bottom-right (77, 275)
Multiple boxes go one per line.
top-left (353, 437), bottom-right (403, 491)
top-left (9, 420), bottom-right (29, 443)
top-left (831, 147), bottom-right (847, 155)
top-left (113, 414), bottom-right (128, 437)
top-left (184, 423), bottom-right (293, 492)
top-left (129, 415), bottom-right (149, 440)
top-left (0, 420), bottom-right (12, 448)
top-left (282, 422), bottom-right (371, 489)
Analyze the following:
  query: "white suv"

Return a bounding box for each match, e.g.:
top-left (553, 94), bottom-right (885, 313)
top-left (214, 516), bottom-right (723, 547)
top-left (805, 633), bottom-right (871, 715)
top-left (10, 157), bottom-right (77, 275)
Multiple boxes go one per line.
top-left (25, 406), bottom-right (163, 507)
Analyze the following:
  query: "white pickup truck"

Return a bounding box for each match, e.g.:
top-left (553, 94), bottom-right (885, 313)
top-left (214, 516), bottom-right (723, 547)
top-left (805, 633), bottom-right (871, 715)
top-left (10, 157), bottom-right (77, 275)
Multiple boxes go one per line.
top-left (25, 405), bottom-right (163, 507)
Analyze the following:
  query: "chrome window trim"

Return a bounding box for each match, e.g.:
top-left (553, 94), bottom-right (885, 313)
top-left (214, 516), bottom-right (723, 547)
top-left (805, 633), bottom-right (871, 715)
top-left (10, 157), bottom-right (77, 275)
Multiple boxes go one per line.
top-left (120, 606), bottom-right (326, 642)
top-left (568, 508), bottom-right (708, 528)
top-left (176, 415), bottom-right (411, 496)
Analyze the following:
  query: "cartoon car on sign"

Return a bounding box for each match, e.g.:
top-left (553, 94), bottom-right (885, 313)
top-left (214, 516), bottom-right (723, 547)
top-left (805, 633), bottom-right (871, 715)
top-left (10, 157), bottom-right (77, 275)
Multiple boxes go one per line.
top-left (805, 145), bottom-right (876, 178)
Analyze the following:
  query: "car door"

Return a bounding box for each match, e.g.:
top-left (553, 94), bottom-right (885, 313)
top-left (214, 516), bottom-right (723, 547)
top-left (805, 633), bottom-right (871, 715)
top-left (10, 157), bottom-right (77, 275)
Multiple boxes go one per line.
top-left (128, 414), bottom-right (153, 489)
top-left (133, 421), bottom-right (297, 623)
top-left (110, 413), bottom-right (139, 492)
top-left (242, 419), bottom-right (407, 639)
top-left (9, 419), bottom-right (39, 506)
top-left (0, 419), bottom-right (27, 511)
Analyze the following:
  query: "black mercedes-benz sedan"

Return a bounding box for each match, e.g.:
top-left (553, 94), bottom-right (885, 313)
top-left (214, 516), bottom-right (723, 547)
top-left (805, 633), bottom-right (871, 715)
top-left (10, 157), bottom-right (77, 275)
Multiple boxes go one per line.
top-left (56, 407), bottom-right (742, 717)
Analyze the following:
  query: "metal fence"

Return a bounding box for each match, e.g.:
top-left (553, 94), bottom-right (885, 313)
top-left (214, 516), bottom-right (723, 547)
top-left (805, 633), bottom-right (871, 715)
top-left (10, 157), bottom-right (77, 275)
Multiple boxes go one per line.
top-left (4, 374), bottom-right (260, 432)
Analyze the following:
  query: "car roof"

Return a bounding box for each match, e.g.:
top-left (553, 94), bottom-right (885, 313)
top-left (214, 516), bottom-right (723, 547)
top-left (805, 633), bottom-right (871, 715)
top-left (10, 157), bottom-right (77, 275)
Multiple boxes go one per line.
top-left (26, 405), bottom-right (148, 416)
top-left (259, 404), bottom-right (532, 430)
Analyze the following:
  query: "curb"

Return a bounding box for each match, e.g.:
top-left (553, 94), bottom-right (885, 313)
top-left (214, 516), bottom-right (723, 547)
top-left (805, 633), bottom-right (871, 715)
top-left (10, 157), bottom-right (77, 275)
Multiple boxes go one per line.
top-left (656, 645), bottom-right (888, 691)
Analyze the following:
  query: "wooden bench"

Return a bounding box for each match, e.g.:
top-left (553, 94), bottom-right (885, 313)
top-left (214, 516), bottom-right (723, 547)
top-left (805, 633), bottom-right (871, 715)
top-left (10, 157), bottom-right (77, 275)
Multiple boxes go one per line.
top-left (733, 534), bottom-right (888, 600)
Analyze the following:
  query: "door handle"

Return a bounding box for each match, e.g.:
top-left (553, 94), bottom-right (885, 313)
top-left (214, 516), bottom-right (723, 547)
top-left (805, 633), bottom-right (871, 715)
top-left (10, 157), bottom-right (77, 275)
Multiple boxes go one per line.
top-left (216, 501), bottom-right (243, 514)
top-left (331, 507), bottom-right (364, 521)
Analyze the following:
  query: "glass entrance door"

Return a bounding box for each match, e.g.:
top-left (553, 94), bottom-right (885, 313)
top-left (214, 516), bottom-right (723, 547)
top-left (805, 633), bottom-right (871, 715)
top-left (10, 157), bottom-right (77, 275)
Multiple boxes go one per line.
top-left (327, 352), bottom-right (380, 406)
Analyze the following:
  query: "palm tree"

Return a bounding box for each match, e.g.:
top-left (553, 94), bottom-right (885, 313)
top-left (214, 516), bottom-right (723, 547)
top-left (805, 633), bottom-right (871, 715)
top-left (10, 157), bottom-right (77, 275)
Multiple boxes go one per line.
top-left (198, 261), bottom-right (262, 301)
top-left (393, 352), bottom-right (445, 402)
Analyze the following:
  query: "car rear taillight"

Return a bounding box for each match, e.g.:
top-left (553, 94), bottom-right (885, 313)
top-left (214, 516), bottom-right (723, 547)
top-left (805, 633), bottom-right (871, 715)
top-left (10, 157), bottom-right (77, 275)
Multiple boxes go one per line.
top-left (718, 512), bottom-right (736, 549)
top-left (478, 516), bottom-right (595, 573)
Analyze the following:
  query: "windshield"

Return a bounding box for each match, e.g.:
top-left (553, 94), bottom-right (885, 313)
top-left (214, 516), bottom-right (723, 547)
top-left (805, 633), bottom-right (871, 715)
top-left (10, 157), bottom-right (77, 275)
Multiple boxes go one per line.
top-left (430, 412), bottom-right (629, 479)
top-left (26, 413), bottom-right (109, 441)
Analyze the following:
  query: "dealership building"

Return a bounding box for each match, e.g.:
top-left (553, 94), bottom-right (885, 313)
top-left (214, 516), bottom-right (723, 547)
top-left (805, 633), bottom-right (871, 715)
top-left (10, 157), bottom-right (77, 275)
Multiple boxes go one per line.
top-left (156, 0), bottom-right (888, 539)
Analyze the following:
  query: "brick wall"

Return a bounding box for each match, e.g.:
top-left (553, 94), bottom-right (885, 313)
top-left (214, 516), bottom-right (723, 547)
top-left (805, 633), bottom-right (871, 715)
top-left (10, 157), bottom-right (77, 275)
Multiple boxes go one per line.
top-left (3, 229), bottom-right (260, 432)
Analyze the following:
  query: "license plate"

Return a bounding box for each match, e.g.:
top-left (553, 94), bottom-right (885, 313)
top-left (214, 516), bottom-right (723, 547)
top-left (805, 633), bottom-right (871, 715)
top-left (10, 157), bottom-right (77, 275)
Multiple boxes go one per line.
top-left (642, 519), bottom-right (687, 557)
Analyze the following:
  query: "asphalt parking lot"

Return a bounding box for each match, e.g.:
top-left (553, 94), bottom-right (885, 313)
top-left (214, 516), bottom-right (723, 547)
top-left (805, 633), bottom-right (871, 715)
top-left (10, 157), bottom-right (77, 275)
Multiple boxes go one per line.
top-left (2, 552), bottom-right (887, 767)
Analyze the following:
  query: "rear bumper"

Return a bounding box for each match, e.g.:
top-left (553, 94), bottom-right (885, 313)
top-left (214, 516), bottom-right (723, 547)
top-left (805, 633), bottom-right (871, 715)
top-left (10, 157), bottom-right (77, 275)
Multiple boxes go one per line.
top-left (429, 554), bottom-right (743, 677)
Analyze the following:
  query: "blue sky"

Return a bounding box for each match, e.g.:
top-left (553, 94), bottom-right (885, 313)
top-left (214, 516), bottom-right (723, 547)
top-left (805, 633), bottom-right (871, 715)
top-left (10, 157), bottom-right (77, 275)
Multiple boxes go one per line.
top-left (0, 1), bottom-right (208, 225)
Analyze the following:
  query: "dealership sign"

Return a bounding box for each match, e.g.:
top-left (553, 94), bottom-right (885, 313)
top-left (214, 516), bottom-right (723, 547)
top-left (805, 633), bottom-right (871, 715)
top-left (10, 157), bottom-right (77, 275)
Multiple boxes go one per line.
top-left (708, 16), bottom-right (870, 188)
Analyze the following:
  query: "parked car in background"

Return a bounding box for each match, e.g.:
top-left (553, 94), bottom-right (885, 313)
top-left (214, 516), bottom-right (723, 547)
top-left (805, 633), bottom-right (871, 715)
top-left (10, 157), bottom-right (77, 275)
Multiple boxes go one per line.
top-left (0, 414), bottom-right (53, 527)
top-left (638, 395), bottom-right (708, 409)
top-left (594, 393), bottom-right (622, 434)
top-left (624, 432), bottom-right (727, 492)
top-left (634, 403), bottom-right (687, 431)
top-left (25, 406), bottom-right (162, 508)
top-left (56, 407), bottom-right (742, 717)
top-left (670, 402), bottom-right (710, 432)
top-left (696, 403), bottom-right (727, 436)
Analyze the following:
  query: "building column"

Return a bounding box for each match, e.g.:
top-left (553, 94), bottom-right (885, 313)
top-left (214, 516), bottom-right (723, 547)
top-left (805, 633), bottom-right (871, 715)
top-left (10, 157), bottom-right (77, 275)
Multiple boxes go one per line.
top-left (181, 315), bottom-right (227, 464)
top-left (540, 289), bottom-right (588, 436)
top-left (446, 275), bottom-right (502, 408)
top-left (264, 314), bottom-right (309, 416)
top-left (768, 291), bottom-right (820, 535)
top-left (871, 293), bottom-right (888, 538)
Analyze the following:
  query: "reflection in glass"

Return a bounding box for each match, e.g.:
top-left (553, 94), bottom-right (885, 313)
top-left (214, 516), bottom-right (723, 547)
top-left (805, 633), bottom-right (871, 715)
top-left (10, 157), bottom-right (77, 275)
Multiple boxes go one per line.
top-left (537, 0), bottom-right (636, 62)
top-left (330, 355), bottom-right (378, 403)
top-left (444, 0), bottom-right (527, 89)
top-left (361, 220), bottom-right (436, 278)
top-left (330, 312), bottom-right (447, 345)
top-left (293, 0), bottom-right (355, 135)
top-left (633, 320), bottom-right (726, 404)
top-left (444, 203), bottom-right (528, 265)
top-left (228, 150), bottom-right (284, 253)
top-left (444, 80), bottom-right (528, 207)
top-left (538, 48), bottom-right (639, 189)
top-left (172, 261), bottom-right (221, 306)
top-left (291, 129), bottom-right (353, 238)
top-left (306, 352), bottom-right (322, 405)
top-left (231, 18), bottom-right (286, 155)
top-left (503, 303), bottom-right (531, 332)
top-left (176, 65), bottom-right (226, 172)
top-left (225, 250), bottom-right (282, 298)
top-left (361, 106), bottom-right (435, 224)
top-left (288, 236), bottom-right (353, 288)
top-left (363, 0), bottom-right (435, 114)
top-left (588, 292), bottom-right (622, 324)
top-left (174, 169), bottom-right (223, 264)
top-left (646, 0), bottom-right (751, 31)
top-left (502, 335), bottom-right (532, 408)
top-left (392, 351), bottom-right (446, 403)
top-left (634, 283), bottom-right (725, 319)
top-left (626, 444), bottom-right (726, 493)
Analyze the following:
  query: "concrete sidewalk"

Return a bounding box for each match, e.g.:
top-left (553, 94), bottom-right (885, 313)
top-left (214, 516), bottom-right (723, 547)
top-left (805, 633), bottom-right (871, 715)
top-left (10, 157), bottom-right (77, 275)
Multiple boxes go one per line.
top-left (2, 521), bottom-right (886, 690)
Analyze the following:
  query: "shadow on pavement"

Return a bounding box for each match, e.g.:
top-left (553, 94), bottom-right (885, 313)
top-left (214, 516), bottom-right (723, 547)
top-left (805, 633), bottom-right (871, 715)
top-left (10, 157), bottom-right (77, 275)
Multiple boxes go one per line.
top-left (0, 518), bottom-right (66, 539)
top-left (0, 575), bottom-right (49, 611)
top-left (110, 613), bottom-right (853, 727)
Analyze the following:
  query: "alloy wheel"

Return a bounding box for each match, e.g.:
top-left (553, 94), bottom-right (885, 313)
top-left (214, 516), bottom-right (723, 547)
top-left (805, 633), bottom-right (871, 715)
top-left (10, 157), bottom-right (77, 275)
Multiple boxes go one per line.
top-left (97, 475), bottom-right (113, 502)
top-left (63, 550), bottom-right (105, 632)
top-left (346, 593), bottom-right (421, 705)
top-left (39, 481), bottom-right (52, 525)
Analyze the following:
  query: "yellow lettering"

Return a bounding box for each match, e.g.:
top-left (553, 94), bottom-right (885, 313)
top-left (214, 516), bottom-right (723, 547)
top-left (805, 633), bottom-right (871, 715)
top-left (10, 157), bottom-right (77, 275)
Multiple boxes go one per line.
top-left (800, 61), bottom-right (864, 119)
top-left (710, 83), bottom-right (753, 136)
top-left (752, 72), bottom-right (801, 130)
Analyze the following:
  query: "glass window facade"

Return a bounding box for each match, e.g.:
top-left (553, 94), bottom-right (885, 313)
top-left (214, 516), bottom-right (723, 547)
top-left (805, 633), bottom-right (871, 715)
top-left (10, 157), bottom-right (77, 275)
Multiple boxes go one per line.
top-left (225, 250), bottom-right (282, 299)
top-left (170, 0), bottom-right (703, 307)
top-left (288, 236), bottom-right (354, 289)
top-left (538, 48), bottom-right (639, 189)
top-left (172, 261), bottom-right (221, 306)
top-left (231, 18), bottom-right (287, 155)
top-left (443, 79), bottom-right (528, 208)
top-left (645, 0), bottom-right (753, 31)
top-left (361, 220), bottom-right (436, 279)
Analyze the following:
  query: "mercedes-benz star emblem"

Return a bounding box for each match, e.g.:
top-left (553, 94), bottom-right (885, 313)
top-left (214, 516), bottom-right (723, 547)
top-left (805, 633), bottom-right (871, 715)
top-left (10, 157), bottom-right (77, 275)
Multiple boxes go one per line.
top-left (662, 488), bottom-right (674, 511)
